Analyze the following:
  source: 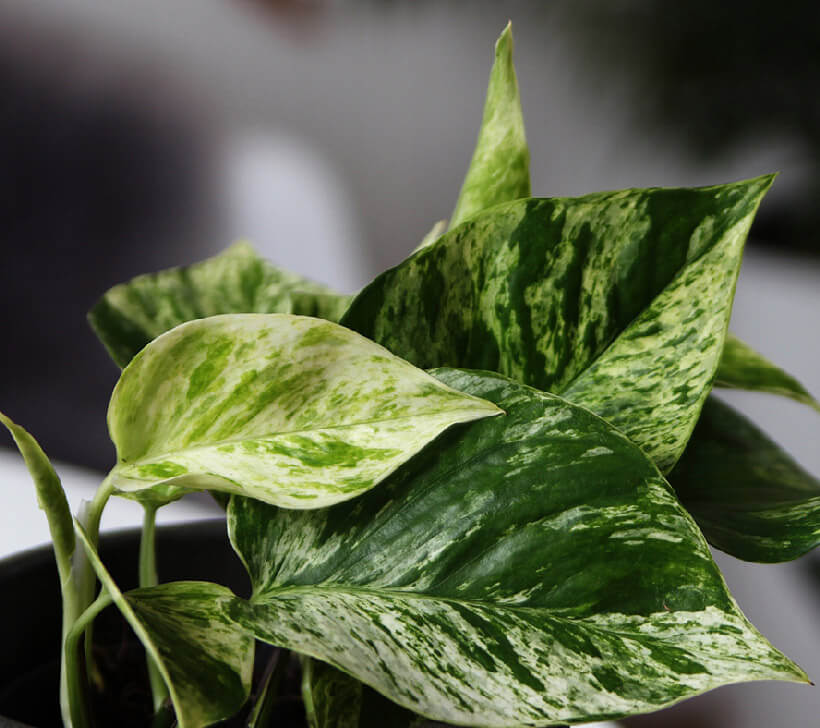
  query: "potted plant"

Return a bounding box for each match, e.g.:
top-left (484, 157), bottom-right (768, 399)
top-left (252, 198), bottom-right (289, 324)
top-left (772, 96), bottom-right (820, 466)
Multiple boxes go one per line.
top-left (1, 23), bottom-right (817, 728)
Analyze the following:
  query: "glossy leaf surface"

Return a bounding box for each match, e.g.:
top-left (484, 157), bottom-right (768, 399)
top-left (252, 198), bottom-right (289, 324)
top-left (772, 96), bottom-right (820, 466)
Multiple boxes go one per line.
top-left (89, 242), bottom-right (352, 368)
top-left (107, 314), bottom-right (501, 507)
top-left (450, 22), bottom-right (530, 229)
top-left (670, 395), bottom-right (820, 562)
top-left (75, 523), bottom-right (254, 728)
top-left (343, 177), bottom-right (771, 472)
top-left (228, 369), bottom-right (805, 727)
top-left (715, 333), bottom-right (820, 412)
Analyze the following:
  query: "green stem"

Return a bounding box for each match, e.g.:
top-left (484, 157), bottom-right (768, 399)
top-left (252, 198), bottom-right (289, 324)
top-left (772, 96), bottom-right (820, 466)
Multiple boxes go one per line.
top-left (64, 589), bottom-right (114, 728)
top-left (140, 503), bottom-right (170, 712)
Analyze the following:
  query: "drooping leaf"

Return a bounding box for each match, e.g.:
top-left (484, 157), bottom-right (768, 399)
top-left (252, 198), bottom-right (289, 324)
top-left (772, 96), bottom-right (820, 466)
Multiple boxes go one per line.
top-left (228, 369), bottom-right (806, 727)
top-left (670, 395), bottom-right (820, 562)
top-left (342, 177), bottom-right (772, 472)
top-left (450, 22), bottom-right (530, 229)
top-left (74, 522), bottom-right (253, 728)
top-left (89, 242), bottom-right (352, 368)
top-left (715, 333), bottom-right (820, 412)
top-left (107, 313), bottom-right (501, 508)
top-left (0, 412), bottom-right (74, 583)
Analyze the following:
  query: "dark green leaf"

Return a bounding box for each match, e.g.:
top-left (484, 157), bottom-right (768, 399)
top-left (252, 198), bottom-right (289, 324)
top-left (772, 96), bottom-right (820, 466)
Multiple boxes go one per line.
top-left (342, 177), bottom-right (772, 472)
top-left (715, 333), bottom-right (820, 412)
top-left (228, 369), bottom-right (805, 727)
top-left (670, 395), bottom-right (820, 562)
top-left (302, 658), bottom-right (363, 728)
top-left (107, 313), bottom-right (501, 508)
top-left (88, 242), bottom-right (352, 368)
top-left (450, 22), bottom-right (530, 229)
top-left (75, 522), bottom-right (254, 728)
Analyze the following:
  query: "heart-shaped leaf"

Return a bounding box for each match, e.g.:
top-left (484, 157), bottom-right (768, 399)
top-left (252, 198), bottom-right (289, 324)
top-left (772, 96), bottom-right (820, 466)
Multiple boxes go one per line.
top-left (449, 22), bottom-right (530, 230)
top-left (342, 177), bottom-right (772, 472)
top-left (74, 523), bottom-right (253, 728)
top-left (107, 313), bottom-right (501, 508)
top-left (89, 242), bottom-right (352, 368)
top-left (715, 333), bottom-right (820, 412)
top-left (228, 369), bottom-right (806, 727)
top-left (669, 395), bottom-right (820, 562)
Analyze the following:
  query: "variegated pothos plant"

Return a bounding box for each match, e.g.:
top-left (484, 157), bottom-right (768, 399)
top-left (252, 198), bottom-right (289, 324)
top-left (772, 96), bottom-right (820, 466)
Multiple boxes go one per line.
top-left (2, 22), bottom-right (818, 728)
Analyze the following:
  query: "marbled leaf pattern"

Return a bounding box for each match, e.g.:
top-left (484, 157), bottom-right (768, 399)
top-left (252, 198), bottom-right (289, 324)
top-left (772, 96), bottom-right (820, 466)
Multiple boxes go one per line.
top-left (88, 242), bottom-right (352, 368)
top-left (342, 177), bottom-right (772, 472)
top-left (449, 23), bottom-right (530, 229)
top-left (228, 369), bottom-right (806, 727)
top-left (106, 314), bottom-right (501, 507)
top-left (670, 395), bottom-right (820, 562)
top-left (715, 333), bottom-right (820, 412)
top-left (74, 524), bottom-right (254, 728)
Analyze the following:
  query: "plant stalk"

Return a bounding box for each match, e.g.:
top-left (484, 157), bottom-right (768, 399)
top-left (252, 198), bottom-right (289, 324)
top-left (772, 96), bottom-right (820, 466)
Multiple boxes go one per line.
top-left (64, 589), bottom-right (114, 728)
top-left (140, 503), bottom-right (170, 712)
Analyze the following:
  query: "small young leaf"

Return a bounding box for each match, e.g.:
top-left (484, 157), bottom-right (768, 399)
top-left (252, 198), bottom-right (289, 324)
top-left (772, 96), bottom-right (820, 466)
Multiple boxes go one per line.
top-left (89, 242), bottom-right (352, 368)
top-left (74, 522), bottom-right (253, 728)
top-left (342, 177), bottom-right (772, 472)
top-left (670, 395), bottom-right (820, 562)
top-left (715, 333), bottom-right (820, 412)
top-left (229, 369), bottom-right (806, 727)
top-left (0, 412), bottom-right (74, 583)
top-left (107, 313), bottom-right (501, 508)
top-left (450, 22), bottom-right (530, 229)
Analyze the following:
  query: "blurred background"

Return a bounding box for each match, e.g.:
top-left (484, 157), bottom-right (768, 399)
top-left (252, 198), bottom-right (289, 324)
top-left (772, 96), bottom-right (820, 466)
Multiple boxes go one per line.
top-left (0, 1), bottom-right (818, 726)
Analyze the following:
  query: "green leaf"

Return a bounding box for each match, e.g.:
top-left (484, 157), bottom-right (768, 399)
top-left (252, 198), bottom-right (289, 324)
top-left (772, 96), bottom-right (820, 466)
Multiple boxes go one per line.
top-left (302, 658), bottom-right (363, 728)
top-left (450, 22), bottom-right (530, 229)
top-left (228, 369), bottom-right (806, 727)
top-left (107, 313), bottom-right (501, 508)
top-left (715, 333), bottom-right (820, 412)
top-left (342, 177), bottom-right (772, 472)
top-left (74, 522), bottom-right (254, 728)
top-left (0, 412), bottom-right (74, 583)
top-left (302, 660), bottom-right (420, 728)
top-left (669, 395), bottom-right (820, 562)
top-left (412, 219), bottom-right (448, 254)
top-left (89, 242), bottom-right (352, 368)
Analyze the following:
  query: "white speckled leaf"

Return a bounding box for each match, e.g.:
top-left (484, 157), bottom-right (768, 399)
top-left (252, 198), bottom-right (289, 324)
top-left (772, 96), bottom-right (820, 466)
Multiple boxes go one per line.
top-left (670, 395), bottom-right (820, 562)
top-left (450, 22), bottom-right (530, 229)
top-left (342, 177), bottom-right (773, 473)
top-left (228, 369), bottom-right (807, 727)
top-left (74, 523), bottom-right (253, 728)
top-left (107, 313), bottom-right (501, 508)
top-left (715, 333), bottom-right (820, 412)
top-left (89, 242), bottom-right (352, 368)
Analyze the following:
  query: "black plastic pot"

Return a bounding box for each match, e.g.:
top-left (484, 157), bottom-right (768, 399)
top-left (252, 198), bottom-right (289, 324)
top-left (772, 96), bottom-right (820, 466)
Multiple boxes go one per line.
top-left (0, 519), bottom-right (249, 728)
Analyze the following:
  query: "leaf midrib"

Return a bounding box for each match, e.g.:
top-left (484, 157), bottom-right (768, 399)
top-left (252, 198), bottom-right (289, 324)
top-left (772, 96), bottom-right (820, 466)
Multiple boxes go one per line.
top-left (116, 408), bottom-right (495, 468)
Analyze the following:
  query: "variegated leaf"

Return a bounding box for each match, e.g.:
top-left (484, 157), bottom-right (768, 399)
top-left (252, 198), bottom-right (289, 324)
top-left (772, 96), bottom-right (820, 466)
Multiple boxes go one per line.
top-left (89, 242), bottom-right (352, 368)
top-left (302, 659), bottom-right (421, 728)
top-left (342, 177), bottom-right (772, 472)
top-left (0, 412), bottom-right (74, 582)
top-left (302, 658), bottom-right (363, 728)
top-left (670, 395), bottom-right (820, 562)
top-left (74, 523), bottom-right (253, 728)
top-left (449, 22), bottom-right (530, 230)
top-left (715, 333), bottom-right (820, 412)
top-left (107, 313), bottom-right (501, 508)
top-left (228, 369), bottom-right (806, 727)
